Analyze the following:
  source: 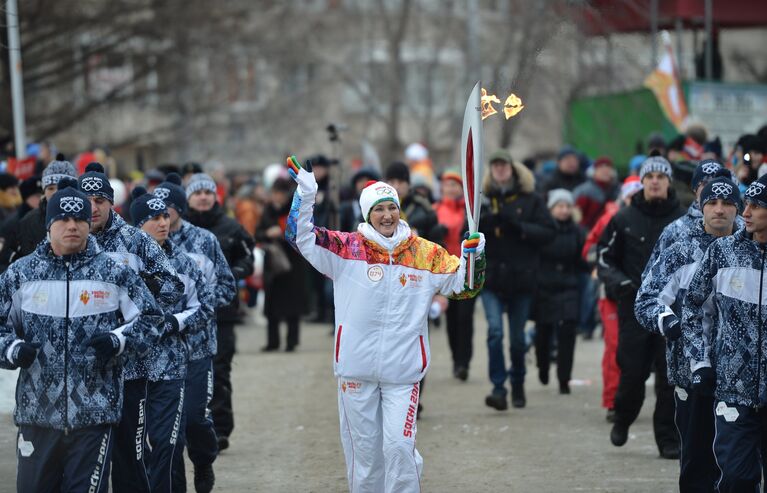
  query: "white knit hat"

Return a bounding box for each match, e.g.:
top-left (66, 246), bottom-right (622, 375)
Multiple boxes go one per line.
top-left (547, 188), bottom-right (574, 209)
top-left (358, 181), bottom-right (400, 222)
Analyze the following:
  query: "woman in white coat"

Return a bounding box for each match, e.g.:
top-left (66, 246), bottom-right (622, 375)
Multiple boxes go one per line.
top-left (285, 156), bottom-right (485, 492)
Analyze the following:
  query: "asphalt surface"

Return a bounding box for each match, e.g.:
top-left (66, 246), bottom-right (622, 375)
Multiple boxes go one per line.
top-left (0, 307), bottom-right (678, 492)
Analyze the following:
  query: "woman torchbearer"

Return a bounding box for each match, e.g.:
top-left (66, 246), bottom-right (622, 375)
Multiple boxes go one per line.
top-left (285, 156), bottom-right (485, 492)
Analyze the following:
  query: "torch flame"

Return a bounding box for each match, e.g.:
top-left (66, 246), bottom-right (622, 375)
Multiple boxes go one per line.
top-left (503, 93), bottom-right (524, 119)
top-left (480, 88), bottom-right (500, 120)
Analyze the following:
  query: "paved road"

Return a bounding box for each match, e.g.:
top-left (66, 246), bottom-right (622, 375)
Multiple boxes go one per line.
top-left (0, 308), bottom-right (678, 492)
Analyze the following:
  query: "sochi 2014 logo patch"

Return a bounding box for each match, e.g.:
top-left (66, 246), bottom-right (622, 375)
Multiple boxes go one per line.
top-left (80, 290), bottom-right (90, 305)
top-left (399, 274), bottom-right (407, 287)
top-left (367, 265), bottom-right (384, 282)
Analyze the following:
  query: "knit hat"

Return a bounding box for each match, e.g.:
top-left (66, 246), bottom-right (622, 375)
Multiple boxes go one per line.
top-left (130, 186), bottom-right (168, 227)
top-left (699, 177), bottom-right (741, 211)
top-left (593, 156), bottom-right (613, 169)
top-left (629, 155), bottom-right (646, 174)
top-left (557, 146), bottom-right (578, 162)
top-left (744, 174), bottom-right (767, 209)
top-left (186, 173), bottom-right (217, 199)
top-left (153, 172), bottom-right (186, 213)
top-left (488, 149), bottom-right (512, 164)
top-left (78, 162), bottom-right (114, 203)
top-left (0, 172), bottom-right (18, 190)
top-left (441, 169), bottom-right (462, 186)
top-left (385, 161), bottom-right (410, 183)
top-left (20, 176), bottom-right (42, 200)
top-left (359, 181), bottom-right (400, 223)
top-left (547, 188), bottom-right (574, 209)
top-left (639, 156), bottom-right (673, 181)
top-left (46, 177), bottom-right (91, 229)
top-left (691, 159), bottom-right (724, 191)
top-left (42, 158), bottom-right (77, 188)
top-left (620, 176), bottom-right (643, 199)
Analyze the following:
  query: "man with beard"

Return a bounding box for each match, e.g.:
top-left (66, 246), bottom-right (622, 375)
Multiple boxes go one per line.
top-left (597, 156), bottom-right (684, 458)
top-left (184, 173), bottom-right (254, 455)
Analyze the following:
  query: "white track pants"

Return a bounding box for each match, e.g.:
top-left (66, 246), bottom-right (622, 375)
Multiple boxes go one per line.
top-left (338, 379), bottom-right (423, 493)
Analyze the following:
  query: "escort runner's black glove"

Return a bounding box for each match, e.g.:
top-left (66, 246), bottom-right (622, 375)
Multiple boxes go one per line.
top-left (11, 342), bottom-right (41, 369)
top-left (165, 314), bottom-right (180, 334)
top-left (87, 333), bottom-right (120, 362)
top-left (662, 315), bottom-right (682, 341)
top-left (691, 367), bottom-right (716, 397)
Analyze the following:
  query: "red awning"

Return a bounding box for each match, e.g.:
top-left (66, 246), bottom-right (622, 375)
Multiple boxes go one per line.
top-left (577, 0), bottom-right (767, 36)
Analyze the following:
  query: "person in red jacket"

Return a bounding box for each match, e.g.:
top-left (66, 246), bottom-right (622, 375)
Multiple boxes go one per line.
top-left (582, 175), bottom-right (642, 421)
top-left (434, 170), bottom-right (477, 380)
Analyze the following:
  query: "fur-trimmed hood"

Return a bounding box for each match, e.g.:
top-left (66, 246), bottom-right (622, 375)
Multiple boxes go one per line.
top-left (483, 161), bottom-right (535, 195)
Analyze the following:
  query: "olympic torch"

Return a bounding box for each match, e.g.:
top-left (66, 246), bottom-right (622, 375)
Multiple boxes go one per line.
top-left (461, 82), bottom-right (484, 289)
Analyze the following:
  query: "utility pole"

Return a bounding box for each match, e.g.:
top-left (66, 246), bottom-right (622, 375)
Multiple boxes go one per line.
top-left (6, 0), bottom-right (27, 159)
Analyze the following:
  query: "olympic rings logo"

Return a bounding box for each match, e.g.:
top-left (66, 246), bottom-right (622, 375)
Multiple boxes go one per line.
top-left (711, 182), bottom-right (733, 196)
top-left (59, 197), bottom-right (84, 213)
top-left (154, 188), bottom-right (170, 200)
top-left (746, 182), bottom-right (765, 198)
top-left (80, 177), bottom-right (103, 192)
top-left (376, 186), bottom-right (395, 196)
top-left (701, 162), bottom-right (721, 174)
top-left (147, 198), bottom-right (166, 211)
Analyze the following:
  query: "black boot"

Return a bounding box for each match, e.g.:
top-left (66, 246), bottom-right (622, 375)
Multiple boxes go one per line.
top-left (485, 392), bottom-right (508, 411)
top-left (610, 422), bottom-right (629, 447)
top-left (511, 384), bottom-right (526, 408)
top-left (194, 464), bottom-right (215, 493)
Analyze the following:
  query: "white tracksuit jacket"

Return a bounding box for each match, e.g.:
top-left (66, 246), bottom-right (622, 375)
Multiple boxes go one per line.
top-left (285, 169), bottom-right (485, 385)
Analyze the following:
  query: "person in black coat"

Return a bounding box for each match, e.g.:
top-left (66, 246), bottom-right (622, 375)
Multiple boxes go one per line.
top-left (0, 176), bottom-right (41, 273)
top-left (479, 149), bottom-right (556, 411)
top-left (184, 173), bottom-right (255, 446)
top-left (597, 156), bottom-right (685, 459)
top-left (0, 158), bottom-right (77, 271)
top-left (533, 189), bottom-right (587, 395)
top-left (255, 177), bottom-right (307, 351)
top-left (541, 147), bottom-right (586, 197)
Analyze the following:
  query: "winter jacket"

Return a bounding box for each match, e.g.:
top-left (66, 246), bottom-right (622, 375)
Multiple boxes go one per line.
top-left (582, 201), bottom-right (619, 264)
top-left (434, 197), bottom-right (466, 257)
top-left (170, 220), bottom-right (236, 360)
top-left (533, 219), bottom-right (587, 325)
top-left (573, 179), bottom-right (619, 230)
top-left (287, 170), bottom-right (485, 385)
top-left (255, 200), bottom-right (307, 319)
top-left (645, 202), bottom-right (745, 278)
top-left (93, 211), bottom-right (184, 380)
top-left (400, 194), bottom-right (439, 242)
top-left (683, 229), bottom-right (767, 408)
top-left (185, 203), bottom-right (255, 323)
top-left (145, 240), bottom-right (214, 382)
top-left (597, 190), bottom-right (684, 313)
top-left (635, 220), bottom-right (715, 387)
top-left (0, 237), bottom-right (164, 431)
top-left (542, 169), bottom-right (586, 195)
top-left (9, 201), bottom-right (47, 267)
top-left (0, 202), bottom-right (34, 273)
top-left (478, 161), bottom-right (555, 296)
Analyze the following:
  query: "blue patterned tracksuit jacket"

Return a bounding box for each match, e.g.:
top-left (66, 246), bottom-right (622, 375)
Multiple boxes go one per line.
top-left (149, 239), bottom-right (215, 382)
top-left (169, 220), bottom-right (236, 361)
top-left (682, 228), bottom-right (767, 408)
top-left (635, 220), bottom-right (716, 388)
top-left (93, 211), bottom-right (183, 381)
top-left (0, 237), bottom-right (164, 431)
